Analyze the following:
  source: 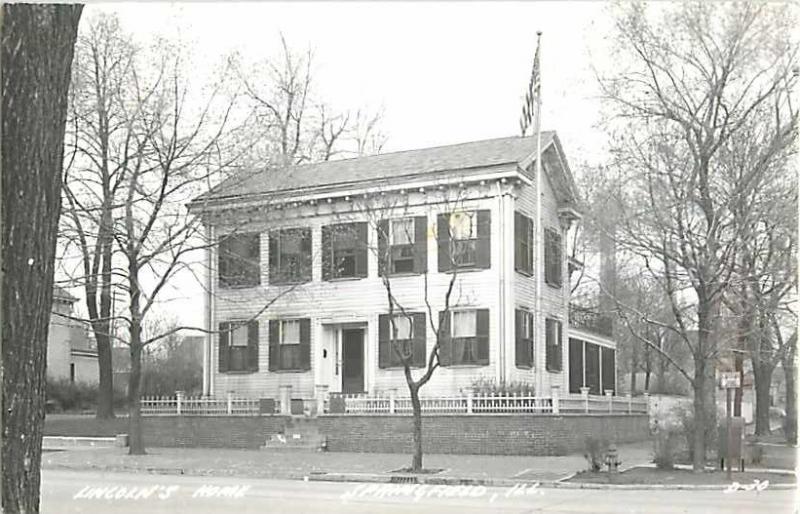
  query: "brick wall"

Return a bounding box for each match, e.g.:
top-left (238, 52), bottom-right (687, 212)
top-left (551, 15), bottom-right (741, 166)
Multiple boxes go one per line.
top-left (316, 414), bottom-right (649, 456)
top-left (142, 416), bottom-right (289, 449)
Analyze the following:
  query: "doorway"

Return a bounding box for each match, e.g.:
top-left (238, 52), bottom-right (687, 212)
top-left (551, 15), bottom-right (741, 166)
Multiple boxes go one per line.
top-left (341, 328), bottom-right (364, 394)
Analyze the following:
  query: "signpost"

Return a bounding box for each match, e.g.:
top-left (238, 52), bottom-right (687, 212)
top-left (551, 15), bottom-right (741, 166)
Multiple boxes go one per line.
top-left (720, 372), bottom-right (741, 480)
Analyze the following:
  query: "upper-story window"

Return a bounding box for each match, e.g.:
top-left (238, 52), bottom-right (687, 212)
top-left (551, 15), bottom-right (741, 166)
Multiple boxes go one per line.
top-left (218, 320), bottom-right (259, 373)
top-left (322, 222), bottom-right (368, 280)
top-left (438, 308), bottom-right (490, 366)
top-left (437, 210), bottom-right (491, 271)
top-left (544, 228), bottom-right (563, 288)
top-left (515, 212), bottom-right (534, 275)
top-left (269, 228), bottom-right (312, 284)
top-left (378, 217), bottom-right (427, 276)
top-left (218, 233), bottom-right (260, 288)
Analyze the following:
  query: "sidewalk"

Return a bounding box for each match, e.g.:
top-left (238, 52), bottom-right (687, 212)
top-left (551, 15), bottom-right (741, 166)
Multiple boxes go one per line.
top-left (41, 441), bottom-right (654, 484)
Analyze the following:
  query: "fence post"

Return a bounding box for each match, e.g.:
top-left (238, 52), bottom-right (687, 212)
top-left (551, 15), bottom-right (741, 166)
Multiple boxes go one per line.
top-left (279, 385), bottom-right (292, 415)
top-left (315, 384), bottom-right (329, 416)
top-left (626, 393), bottom-right (632, 414)
top-left (551, 385), bottom-right (560, 414)
top-left (389, 388), bottom-right (397, 414)
top-left (176, 391), bottom-right (184, 415)
top-left (226, 392), bottom-right (233, 415)
top-left (467, 391), bottom-right (473, 414)
top-left (580, 386), bottom-right (590, 413)
top-left (605, 389), bottom-right (614, 413)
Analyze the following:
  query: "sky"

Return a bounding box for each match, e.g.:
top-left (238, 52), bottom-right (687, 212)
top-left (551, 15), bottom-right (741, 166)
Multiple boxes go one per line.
top-left (74, 1), bottom-right (619, 331)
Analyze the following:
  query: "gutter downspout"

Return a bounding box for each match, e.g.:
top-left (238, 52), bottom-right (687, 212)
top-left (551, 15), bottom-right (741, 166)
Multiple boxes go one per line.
top-left (496, 184), bottom-right (505, 385)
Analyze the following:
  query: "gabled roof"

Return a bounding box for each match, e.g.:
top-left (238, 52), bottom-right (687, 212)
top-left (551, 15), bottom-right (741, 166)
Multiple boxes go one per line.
top-left (53, 286), bottom-right (78, 303)
top-left (194, 133), bottom-right (564, 205)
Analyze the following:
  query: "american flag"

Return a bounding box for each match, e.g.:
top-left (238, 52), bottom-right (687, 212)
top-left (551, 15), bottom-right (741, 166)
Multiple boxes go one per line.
top-left (520, 33), bottom-right (542, 137)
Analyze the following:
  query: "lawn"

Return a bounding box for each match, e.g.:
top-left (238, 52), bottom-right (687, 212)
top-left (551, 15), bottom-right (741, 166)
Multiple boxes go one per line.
top-left (569, 467), bottom-right (796, 486)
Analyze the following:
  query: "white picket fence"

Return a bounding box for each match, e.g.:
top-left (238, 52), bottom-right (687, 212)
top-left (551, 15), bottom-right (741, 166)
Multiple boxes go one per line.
top-left (140, 394), bottom-right (265, 416)
top-left (139, 391), bottom-right (647, 416)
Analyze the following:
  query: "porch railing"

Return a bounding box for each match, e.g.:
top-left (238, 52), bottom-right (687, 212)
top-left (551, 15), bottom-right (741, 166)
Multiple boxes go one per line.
top-left (140, 393), bottom-right (264, 416)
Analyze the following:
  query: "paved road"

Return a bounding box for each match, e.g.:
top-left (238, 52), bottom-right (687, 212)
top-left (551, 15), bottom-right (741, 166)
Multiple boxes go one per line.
top-left (41, 470), bottom-right (796, 513)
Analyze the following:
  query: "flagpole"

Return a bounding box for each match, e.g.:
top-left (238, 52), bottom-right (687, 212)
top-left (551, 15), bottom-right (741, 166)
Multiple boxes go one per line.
top-left (533, 31), bottom-right (544, 395)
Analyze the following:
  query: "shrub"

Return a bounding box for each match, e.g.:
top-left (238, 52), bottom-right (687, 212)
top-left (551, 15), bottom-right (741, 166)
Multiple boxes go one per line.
top-left (46, 379), bottom-right (98, 413)
top-left (675, 403), bottom-right (717, 463)
top-left (583, 436), bottom-right (609, 472)
top-left (468, 378), bottom-right (535, 396)
top-left (652, 428), bottom-right (679, 469)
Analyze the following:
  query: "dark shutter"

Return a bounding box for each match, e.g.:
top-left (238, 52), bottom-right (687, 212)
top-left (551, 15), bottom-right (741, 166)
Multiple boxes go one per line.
top-left (299, 318), bottom-right (311, 370)
top-left (413, 216), bottom-right (428, 274)
top-left (218, 238), bottom-right (230, 287)
top-left (514, 213), bottom-right (523, 273)
top-left (515, 309), bottom-right (528, 368)
top-left (437, 311), bottom-right (451, 366)
top-left (412, 313), bottom-right (426, 368)
top-left (475, 309), bottom-right (490, 365)
top-left (377, 220), bottom-right (388, 276)
top-left (247, 320), bottom-right (259, 371)
top-left (321, 225), bottom-right (332, 281)
top-left (218, 322), bottom-right (230, 373)
top-left (476, 210), bottom-right (491, 269)
top-left (556, 320), bottom-right (563, 371)
top-left (602, 347), bottom-right (616, 394)
top-left (569, 338), bottom-right (584, 393)
top-left (586, 343), bottom-right (600, 394)
top-left (268, 320), bottom-right (279, 371)
top-left (249, 234), bottom-right (261, 285)
top-left (546, 318), bottom-right (559, 371)
top-left (301, 229), bottom-right (313, 282)
top-left (268, 232), bottom-right (278, 284)
top-left (355, 222), bottom-right (368, 277)
top-left (437, 214), bottom-right (452, 272)
top-left (378, 314), bottom-right (389, 369)
top-left (545, 229), bottom-right (563, 287)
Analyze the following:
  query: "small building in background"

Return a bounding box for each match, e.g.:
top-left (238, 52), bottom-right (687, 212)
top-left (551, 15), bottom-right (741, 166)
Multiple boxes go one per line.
top-left (48, 286), bottom-right (98, 385)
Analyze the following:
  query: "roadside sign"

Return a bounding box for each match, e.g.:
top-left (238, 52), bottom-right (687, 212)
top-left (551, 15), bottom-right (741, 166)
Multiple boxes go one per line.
top-left (720, 372), bottom-right (741, 389)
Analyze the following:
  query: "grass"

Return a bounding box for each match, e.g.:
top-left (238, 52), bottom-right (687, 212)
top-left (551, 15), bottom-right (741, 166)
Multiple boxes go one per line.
top-left (569, 466), bottom-right (796, 485)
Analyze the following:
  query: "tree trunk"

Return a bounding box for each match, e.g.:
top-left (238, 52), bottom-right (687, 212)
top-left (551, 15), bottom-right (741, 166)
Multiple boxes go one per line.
top-left (410, 386), bottom-right (423, 471)
top-left (93, 320), bottom-right (115, 419)
top-left (1, 4), bottom-right (82, 512)
top-left (752, 362), bottom-right (774, 436)
top-left (691, 364), bottom-right (707, 472)
top-left (630, 343), bottom-right (638, 395)
top-left (127, 260), bottom-right (146, 454)
top-left (782, 349), bottom-right (797, 445)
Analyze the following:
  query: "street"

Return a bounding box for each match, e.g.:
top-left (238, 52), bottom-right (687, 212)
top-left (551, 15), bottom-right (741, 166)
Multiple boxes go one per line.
top-left (41, 470), bottom-right (797, 513)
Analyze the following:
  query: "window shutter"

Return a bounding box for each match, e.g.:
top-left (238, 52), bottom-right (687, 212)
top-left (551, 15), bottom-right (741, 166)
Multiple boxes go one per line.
top-left (515, 309), bottom-right (527, 368)
top-left (602, 347), bottom-right (616, 394)
top-left (268, 232), bottom-right (278, 284)
top-left (218, 322), bottom-right (230, 373)
top-left (377, 220), bottom-right (388, 276)
top-left (412, 313), bottom-right (426, 368)
top-left (476, 210), bottom-right (491, 269)
top-left (475, 309), bottom-right (490, 365)
top-left (247, 320), bottom-right (259, 371)
top-left (529, 311), bottom-right (535, 367)
top-left (355, 222), bottom-right (368, 278)
top-left (556, 320), bottom-right (563, 371)
top-left (299, 318), bottom-right (311, 370)
top-left (378, 314), bottom-right (389, 369)
top-left (545, 229), bottom-right (562, 287)
top-left (569, 338), bottom-right (584, 393)
top-left (268, 320), bottom-right (279, 371)
top-left (249, 234), bottom-right (261, 285)
top-left (554, 230), bottom-right (562, 286)
top-left (321, 226), bottom-right (332, 281)
top-left (437, 214), bottom-right (452, 272)
top-left (413, 216), bottom-right (428, 274)
top-left (514, 213), bottom-right (523, 273)
top-left (301, 229), bottom-right (313, 282)
top-left (437, 311), bottom-right (451, 366)
top-left (527, 217), bottom-right (534, 274)
top-left (545, 318), bottom-right (554, 371)
top-left (218, 238), bottom-right (230, 287)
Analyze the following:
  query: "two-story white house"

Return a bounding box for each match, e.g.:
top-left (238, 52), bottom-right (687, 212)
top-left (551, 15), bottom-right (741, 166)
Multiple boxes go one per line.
top-left (189, 133), bottom-right (617, 402)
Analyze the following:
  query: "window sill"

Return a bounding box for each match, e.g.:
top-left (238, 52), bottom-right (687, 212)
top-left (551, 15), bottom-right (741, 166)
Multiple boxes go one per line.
top-left (441, 266), bottom-right (489, 275)
top-left (382, 271), bottom-right (424, 278)
top-left (221, 370), bottom-right (257, 375)
top-left (515, 364), bottom-right (534, 370)
top-left (378, 365), bottom-right (424, 370)
top-left (546, 369), bottom-right (563, 374)
top-left (270, 368), bottom-right (311, 374)
top-left (545, 281), bottom-right (563, 290)
top-left (444, 363), bottom-right (489, 369)
top-left (269, 279), bottom-right (312, 286)
top-left (515, 269), bottom-right (534, 277)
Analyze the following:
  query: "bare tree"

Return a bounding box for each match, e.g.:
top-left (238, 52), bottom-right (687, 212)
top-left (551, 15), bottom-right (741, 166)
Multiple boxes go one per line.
top-left (2, 4), bottom-right (83, 512)
top-left (600, 2), bottom-right (798, 470)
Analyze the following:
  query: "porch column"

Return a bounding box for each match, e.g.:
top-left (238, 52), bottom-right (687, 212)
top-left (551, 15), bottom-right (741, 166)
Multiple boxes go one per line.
top-left (550, 384), bottom-right (561, 414)
top-left (580, 386), bottom-right (590, 413)
top-left (315, 384), bottom-right (329, 416)
top-left (605, 389), bottom-right (614, 413)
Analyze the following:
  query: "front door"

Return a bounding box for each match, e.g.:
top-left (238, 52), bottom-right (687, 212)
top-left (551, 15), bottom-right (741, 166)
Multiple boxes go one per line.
top-left (341, 328), bottom-right (364, 394)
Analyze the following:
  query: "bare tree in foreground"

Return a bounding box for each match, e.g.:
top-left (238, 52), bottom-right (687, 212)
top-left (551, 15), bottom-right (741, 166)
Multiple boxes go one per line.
top-left (1, 4), bottom-right (83, 511)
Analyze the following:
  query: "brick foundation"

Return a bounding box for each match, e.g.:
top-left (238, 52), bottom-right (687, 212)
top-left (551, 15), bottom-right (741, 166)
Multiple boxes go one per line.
top-left (316, 414), bottom-right (649, 456)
